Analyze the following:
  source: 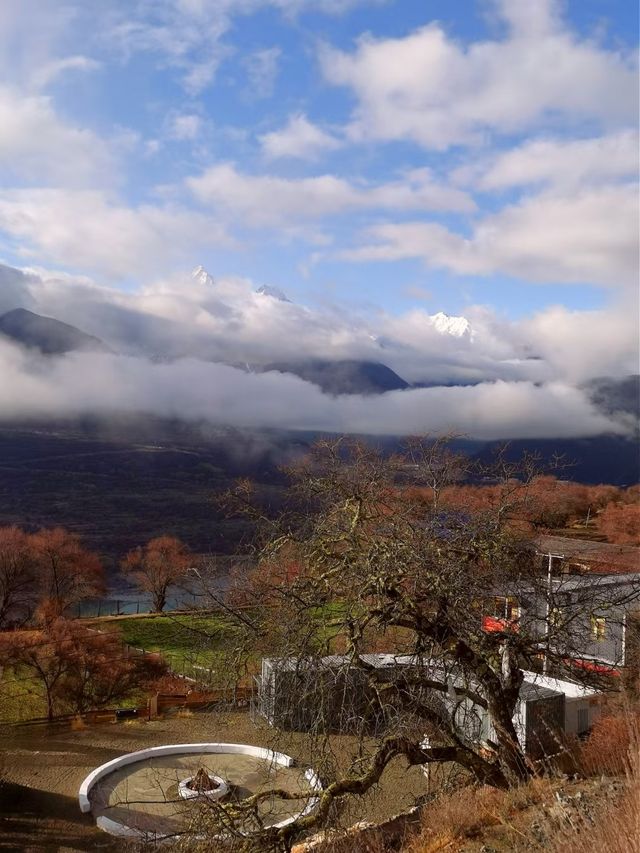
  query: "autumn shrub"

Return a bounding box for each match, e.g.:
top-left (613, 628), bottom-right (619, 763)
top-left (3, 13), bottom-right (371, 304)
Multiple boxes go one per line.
top-left (595, 500), bottom-right (640, 545)
top-left (579, 709), bottom-right (640, 777)
top-left (548, 713), bottom-right (640, 853)
top-left (404, 786), bottom-right (505, 853)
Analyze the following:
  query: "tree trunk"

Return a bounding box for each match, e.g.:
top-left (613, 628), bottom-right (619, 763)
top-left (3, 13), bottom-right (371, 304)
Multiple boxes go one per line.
top-left (153, 589), bottom-right (166, 613)
top-left (45, 684), bottom-right (55, 721)
top-left (488, 697), bottom-right (532, 786)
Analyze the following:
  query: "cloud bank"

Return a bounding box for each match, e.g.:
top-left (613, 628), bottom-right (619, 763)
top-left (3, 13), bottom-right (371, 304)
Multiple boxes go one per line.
top-left (0, 336), bottom-right (626, 440)
top-left (0, 263), bottom-right (636, 440)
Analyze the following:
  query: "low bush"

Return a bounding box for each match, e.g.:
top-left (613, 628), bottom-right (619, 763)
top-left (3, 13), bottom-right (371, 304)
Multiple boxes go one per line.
top-left (404, 786), bottom-right (504, 852)
top-left (579, 708), bottom-right (640, 777)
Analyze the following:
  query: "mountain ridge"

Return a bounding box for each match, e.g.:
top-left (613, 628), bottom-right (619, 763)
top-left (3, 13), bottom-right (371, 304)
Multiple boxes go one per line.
top-left (0, 308), bottom-right (111, 356)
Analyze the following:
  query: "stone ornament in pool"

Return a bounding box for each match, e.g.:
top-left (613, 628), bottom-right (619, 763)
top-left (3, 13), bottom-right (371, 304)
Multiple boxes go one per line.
top-left (178, 768), bottom-right (229, 801)
top-left (78, 742), bottom-right (322, 839)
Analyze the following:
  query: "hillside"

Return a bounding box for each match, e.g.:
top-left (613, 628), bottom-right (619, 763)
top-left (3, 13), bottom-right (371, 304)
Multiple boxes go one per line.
top-left (0, 418), bottom-right (637, 563)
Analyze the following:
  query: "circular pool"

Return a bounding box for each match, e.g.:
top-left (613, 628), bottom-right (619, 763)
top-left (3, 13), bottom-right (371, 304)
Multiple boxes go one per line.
top-left (79, 743), bottom-right (321, 840)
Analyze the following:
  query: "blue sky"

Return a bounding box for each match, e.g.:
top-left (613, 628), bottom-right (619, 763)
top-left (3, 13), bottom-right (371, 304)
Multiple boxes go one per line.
top-left (0, 1), bottom-right (638, 439)
top-left (0, 0), bottom-right (637, 318)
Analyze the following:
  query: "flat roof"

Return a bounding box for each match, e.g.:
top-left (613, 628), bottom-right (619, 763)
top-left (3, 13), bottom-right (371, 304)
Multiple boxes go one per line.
top-left (521, 670), bottom-right (599, 698)
top-left (537, 536), bottom-right (640, 574)
top-left (263, 656), bottom-right (600, 700)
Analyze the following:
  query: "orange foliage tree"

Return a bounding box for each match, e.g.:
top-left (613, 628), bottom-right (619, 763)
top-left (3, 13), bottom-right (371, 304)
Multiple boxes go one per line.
top-left (58, 623), bottom-right (167, 714)
top-left (0, 621), bottom-right (71, 720)
top-left (438, 477), bottom-right (623, 533)
top-left (0, 526), bottom-right (39, 628)
top-left (0, 526), bottom-right (103, 624)
top-left (0, 618), bottom-right (167, 719)
top-left (121, 536), bottom-right (191, 612)
top-left (596, 501), bottom-right (640, 545)
top-left (31, 527), bottom-right (104, 616)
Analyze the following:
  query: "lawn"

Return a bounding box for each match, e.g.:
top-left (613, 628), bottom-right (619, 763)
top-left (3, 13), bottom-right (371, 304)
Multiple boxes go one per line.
top-left (0, 669), bottom-right (44, 723)
top-left (87, 613), bottom-right (239, 681)
top-left (0, 665), bottom-right (153, 724)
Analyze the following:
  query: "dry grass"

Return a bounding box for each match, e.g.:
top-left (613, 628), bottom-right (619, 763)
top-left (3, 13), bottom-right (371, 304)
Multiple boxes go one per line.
top-left (401, 777), bottom-right (557, 853)
top-left (578, 707), bottom-right (640, 777)
top-left (403, 786), bottom-right (506, 852)
top-left (547, 713), bottom-right (640, 853)
top-left (175, 708), bottom-right (194, 718)
top-left (402, 708), bottom-right (640, 853)
top-left (294, 830), bottom-right (389, 853)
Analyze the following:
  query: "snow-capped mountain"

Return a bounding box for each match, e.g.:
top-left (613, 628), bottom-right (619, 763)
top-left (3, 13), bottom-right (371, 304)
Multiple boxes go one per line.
top-left (428, 311), bottom-right (471, 338)
top-left (256, 285), bottom-right (291, 302)
top-left (192, 265), bottom-right (215, 287)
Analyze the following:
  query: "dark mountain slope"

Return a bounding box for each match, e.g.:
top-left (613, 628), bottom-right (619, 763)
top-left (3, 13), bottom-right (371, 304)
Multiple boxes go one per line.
top-left (259, 359), bottom-right (409, 395)
top-left (586, 374), bottom-right (640, 419)
top-left (0, 308), bottom-right (111, 355)
top-left (471, 435), bottom-right (639, 486)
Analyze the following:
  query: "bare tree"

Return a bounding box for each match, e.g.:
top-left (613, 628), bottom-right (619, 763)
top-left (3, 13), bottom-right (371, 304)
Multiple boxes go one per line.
top-left (189, 436), bottom-right (639, 852)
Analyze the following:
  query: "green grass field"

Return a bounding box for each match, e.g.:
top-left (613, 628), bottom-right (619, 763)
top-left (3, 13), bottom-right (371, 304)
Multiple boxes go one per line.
top-left (88, 613), bottom-right (239, 679)
top-left (0, 614), bottom-right (242, 723)
top-left (0, 670), bottom-right (44, 723)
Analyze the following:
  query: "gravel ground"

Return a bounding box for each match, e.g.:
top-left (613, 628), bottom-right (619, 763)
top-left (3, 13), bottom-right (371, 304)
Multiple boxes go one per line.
top-left (0, 708), bottom-right (433, 851)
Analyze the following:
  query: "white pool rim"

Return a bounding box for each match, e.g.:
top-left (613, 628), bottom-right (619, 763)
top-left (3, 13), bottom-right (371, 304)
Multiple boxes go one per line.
top-left (78, 742), bottom-right (322, 839)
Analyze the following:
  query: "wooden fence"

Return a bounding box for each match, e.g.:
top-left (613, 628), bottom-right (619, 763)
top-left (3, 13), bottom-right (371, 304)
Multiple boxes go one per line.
top-left (15, 686), bottom-right (253, 728)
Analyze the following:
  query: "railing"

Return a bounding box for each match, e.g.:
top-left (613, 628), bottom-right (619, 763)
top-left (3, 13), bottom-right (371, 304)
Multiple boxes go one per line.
top-left (75, 594), bottom-right (208, 618)
top-left (13, 687), bottom-right (253, 727)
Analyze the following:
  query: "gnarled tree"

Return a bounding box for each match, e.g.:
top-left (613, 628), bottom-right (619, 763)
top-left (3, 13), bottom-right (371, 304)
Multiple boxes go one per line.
top-left (183, 438), bottom-right (640, 850)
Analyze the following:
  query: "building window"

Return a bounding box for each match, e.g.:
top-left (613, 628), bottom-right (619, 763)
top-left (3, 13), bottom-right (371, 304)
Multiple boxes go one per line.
top-left (591, 616), bottom-right (606, 641)
top-left (549, 606), bottom-right (562, 627)
top-left (493, 596), bottom-right (520, 621)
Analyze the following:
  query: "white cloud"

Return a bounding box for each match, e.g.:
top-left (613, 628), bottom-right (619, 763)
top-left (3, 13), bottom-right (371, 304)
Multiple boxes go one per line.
top-left (0, 0), bottom-right (84, 86)
top-left (343, 183), bottom-right (639, 289)
top-left (30, 55), bottom-right (100, 90)
top-left (0, 336), bottom-right (624, 440)
top-left (167, 113), bottom-right (202, 140)
top-left (320, 2), bottom-right (638, 149)
top-left (260, 113), bottom-right (341, 160)
top-left (1, 261), bottom-right (636, 439)
top-left (187, 162), bottom-right (474, 226)
top-left (522, 303), bottom-right (640, 383)
top-left (7, 259), bottom-right (637, 389)
top-left (0, 86), bottom-right (113, 186)
top-left (244, 47), bottom-right (281, 98)
top-left (454, 131), bottom-right (640, 191)
top-left (107, 0), bottom-right (384, 93)
top-left (0, 190), bottom-right (231, 279)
